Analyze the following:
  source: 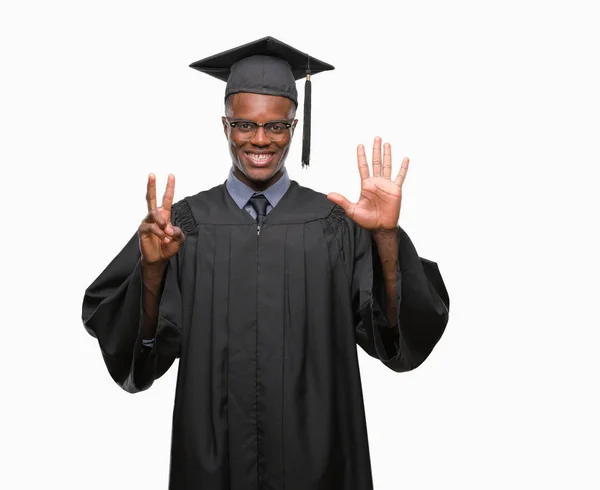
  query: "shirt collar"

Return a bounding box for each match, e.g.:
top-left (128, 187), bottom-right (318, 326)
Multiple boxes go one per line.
top-left (226, 166), bottom-right (291, 209)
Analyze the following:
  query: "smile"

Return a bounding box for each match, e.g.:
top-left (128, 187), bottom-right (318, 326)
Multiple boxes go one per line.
top-left (245, 152), bottom-right (275, 166)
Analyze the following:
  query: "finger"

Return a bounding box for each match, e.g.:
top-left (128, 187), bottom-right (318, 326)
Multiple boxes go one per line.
top-left (357, 144), bottom-right (369, 181)
top-left (146, 173), bottom-right (157, 212)
top-left (394, 157), bottom-right (410, 187)
top-left (169, 225), bottom-right (185, 245)
top-left (161, 174), bottom-right (175, 214)
top-left (382, 142), bottom-right (392, 179)
top-left (327, 192), bottom-right (356, 218)
top-left (139, 222), bottom-right (166, 240)
top-left (143, 208), bottom-right (168, 230)
top-left (372, 136), bottom-right (382, 178)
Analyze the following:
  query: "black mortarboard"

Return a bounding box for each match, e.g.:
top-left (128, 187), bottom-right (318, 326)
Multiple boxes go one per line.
top-left (190, 36), bottom-right (334, 167)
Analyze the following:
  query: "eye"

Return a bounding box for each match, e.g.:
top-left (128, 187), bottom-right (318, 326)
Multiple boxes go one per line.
top-left (236, 122), bottom-right (255, 132)
top-left (267, 123), bottom-right (286, 133)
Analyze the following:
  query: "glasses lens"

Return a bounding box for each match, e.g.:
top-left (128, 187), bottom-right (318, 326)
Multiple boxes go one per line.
top-left (232, 122), bottom-right (257, 140)
top-left (265, 122), bottom-right (288, 141)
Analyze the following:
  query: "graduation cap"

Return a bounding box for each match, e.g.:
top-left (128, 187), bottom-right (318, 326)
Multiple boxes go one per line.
top-left (190, 36), bottom-right (334, 167)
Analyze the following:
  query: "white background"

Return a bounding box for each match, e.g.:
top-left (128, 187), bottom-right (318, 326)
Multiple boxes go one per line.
top-left (2, 1), bottom-right (599, 488)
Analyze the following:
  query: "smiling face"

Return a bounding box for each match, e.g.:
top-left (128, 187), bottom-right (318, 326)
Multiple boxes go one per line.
top-left (223, 92), bottom-right (297, 191)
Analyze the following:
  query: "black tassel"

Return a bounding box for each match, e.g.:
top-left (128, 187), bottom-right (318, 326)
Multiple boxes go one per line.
top-left (301, 71), bottom-right (312, 168)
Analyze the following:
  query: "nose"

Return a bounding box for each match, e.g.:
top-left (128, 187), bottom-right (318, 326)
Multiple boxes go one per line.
top-left (250, 126), bottom-right (270, 146)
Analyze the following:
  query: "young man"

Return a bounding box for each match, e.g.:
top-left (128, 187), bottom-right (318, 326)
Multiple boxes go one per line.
top-left (82, 36), bottom-right (449, 490)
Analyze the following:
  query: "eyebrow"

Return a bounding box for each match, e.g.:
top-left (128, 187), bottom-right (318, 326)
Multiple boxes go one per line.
top-left (228, 119), bottom-right (292, 123)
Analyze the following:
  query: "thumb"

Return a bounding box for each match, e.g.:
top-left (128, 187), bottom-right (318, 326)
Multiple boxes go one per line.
top-left (327, 192), bottom-right (354, 214)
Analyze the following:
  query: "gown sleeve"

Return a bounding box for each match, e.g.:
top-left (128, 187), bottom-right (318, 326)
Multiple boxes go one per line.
top-left (81, 230), bottom-right (184, 393)
top-left (352, 221), bottom-right (450, 372)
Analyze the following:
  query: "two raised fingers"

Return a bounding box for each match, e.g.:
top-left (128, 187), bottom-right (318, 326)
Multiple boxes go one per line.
top-left (143, 173), bottom-right (180, 243)
top-left (146, 173), bottom-right (175, 213)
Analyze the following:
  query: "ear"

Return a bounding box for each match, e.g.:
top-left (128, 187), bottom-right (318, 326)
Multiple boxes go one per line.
top-left (291, 119), bottom-right (298, 135)
top-left (221, 116), bottom-right (228, 137)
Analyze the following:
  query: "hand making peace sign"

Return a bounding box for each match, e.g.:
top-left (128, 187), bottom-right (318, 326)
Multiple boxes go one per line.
top-left (327, 137), bottom-right (409, 232)
top-left (138, 173), bottom-right (185, 267)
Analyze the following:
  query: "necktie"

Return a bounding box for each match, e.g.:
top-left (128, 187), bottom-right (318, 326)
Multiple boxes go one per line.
top-left (249, 194), bottom-right (269, 226)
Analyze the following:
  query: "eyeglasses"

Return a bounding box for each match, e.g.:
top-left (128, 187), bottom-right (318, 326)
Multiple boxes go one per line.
top-left (225, 119), bottom-right (294, 141)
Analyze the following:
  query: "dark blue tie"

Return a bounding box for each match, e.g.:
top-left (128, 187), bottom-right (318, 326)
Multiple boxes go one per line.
top-left (249, 194), bottom-right (269, 226)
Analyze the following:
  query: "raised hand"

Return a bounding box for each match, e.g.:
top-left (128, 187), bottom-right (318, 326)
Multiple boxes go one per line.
top-left (138, 173), bottom-right (185, 267)
top-left (327, 137), bottom-right (409, 232)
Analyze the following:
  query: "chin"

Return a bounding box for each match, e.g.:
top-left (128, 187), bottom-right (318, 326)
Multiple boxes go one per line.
top-left (245, 167), bottom-right (279, 183)
top-left (238, 157), bottom-right (283, 181)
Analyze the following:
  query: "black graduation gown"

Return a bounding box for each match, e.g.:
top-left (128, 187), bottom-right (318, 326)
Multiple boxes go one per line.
top-left (82, 180), bottom-right (449, 490)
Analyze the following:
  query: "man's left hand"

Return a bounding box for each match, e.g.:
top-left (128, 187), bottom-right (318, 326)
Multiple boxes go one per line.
top-left (327, 137), bottom-right (409, 232)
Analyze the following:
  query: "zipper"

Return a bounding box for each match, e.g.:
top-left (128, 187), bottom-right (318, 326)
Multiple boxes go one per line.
top-left (255, 220), bottom-right (260, 485)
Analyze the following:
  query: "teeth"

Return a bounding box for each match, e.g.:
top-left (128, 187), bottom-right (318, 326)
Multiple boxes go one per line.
top-left (247, 153), bottom-right (272, 162)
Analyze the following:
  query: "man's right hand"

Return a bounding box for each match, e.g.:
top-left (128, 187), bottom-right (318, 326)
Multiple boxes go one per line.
top-left (138, 173), bottom-right (185, 268)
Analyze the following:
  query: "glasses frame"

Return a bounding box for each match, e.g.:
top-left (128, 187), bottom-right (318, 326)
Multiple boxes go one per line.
top-left (225, 118), bottom-right (295, 141)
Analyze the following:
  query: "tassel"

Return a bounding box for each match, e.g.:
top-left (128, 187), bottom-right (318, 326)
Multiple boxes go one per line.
top-left (301, 69), bottom-right (312, 168)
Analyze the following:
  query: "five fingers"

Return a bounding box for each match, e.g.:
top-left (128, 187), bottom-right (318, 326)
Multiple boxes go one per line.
top-left (357, 137), bottom-right (409, 187)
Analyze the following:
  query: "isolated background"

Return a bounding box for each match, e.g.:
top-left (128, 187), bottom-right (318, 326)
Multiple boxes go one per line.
top-left (2, 1), bottom-right (599, 488)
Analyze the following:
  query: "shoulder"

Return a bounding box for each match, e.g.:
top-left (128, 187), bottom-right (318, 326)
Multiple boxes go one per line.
top-left (264, 181), bottom-right (347, 224)
top-left (292, 182), bottom-right (363, 237)
top-left (181, 183), bottom-right (227, 211)
top-left (172, 183), bottom-right (240, 232)
top-left (294, 183), bottom-right (335, 217)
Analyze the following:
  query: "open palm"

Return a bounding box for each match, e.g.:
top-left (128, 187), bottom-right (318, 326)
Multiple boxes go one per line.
top-left (327, 137), bottom-right (409, 231)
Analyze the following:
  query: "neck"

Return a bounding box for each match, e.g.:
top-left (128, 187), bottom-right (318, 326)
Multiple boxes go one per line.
top-left (234, 167), bottom-right (283, 192)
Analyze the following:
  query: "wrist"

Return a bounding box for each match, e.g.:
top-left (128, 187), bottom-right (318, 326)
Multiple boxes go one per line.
top-left (372, 226), bottom-right (398, 240)
top-left (141, 259), bottom-right (168, 283)
top-left (141, 256), bottom-right (168, 271)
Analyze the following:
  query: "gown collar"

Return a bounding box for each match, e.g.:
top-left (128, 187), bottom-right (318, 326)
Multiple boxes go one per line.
top-left (226, 166), bottom-right (291, 209)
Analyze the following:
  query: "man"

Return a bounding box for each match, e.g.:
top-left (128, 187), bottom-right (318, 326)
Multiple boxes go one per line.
top-left (82, 36), bottom-right (449, 490)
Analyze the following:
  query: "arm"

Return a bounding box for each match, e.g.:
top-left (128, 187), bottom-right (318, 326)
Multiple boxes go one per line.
top-left (140, 261), bottom-right (168, 341)
top-left (82, 234), bottom-right (184, 392)
top-left (352, 222), bottom-right (449, 372)
top-left (371, 227), bottom-right (399, 327)
top-left (329, 137), bottom-right (449, 371)
top-left (81, 174), bottom-right (185, 392)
